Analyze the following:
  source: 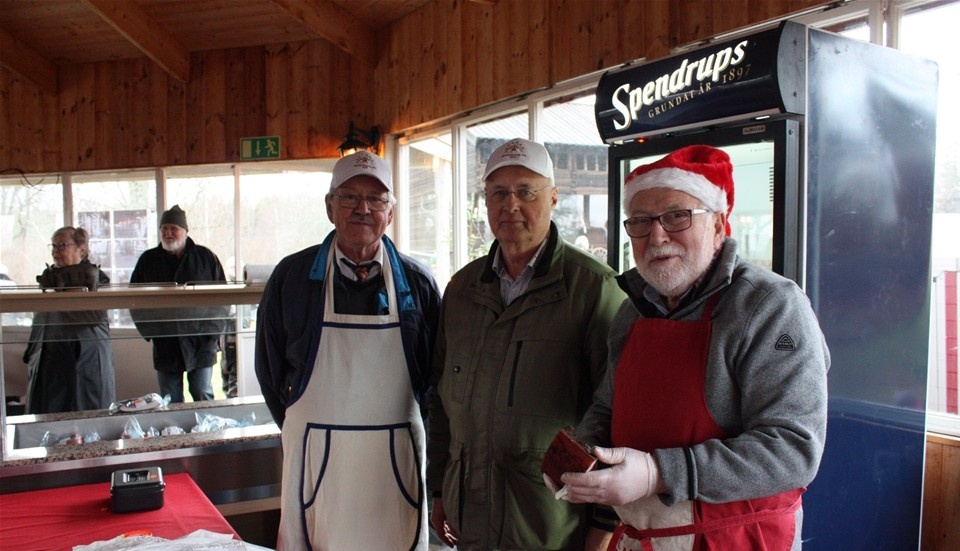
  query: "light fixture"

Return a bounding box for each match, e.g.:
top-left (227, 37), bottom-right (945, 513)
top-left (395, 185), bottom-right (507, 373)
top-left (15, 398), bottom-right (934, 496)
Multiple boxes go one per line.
top-left (337, 122), bottom-right (381, 157)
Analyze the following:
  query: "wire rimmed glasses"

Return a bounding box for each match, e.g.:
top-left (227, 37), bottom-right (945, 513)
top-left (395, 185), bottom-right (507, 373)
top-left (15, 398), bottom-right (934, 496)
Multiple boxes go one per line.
top-left (48, 242), bottom-right (77, 251)
top-left (331, 193), bottom-right (392, 211)
top-left (484, 186), bottom-right (552, 205)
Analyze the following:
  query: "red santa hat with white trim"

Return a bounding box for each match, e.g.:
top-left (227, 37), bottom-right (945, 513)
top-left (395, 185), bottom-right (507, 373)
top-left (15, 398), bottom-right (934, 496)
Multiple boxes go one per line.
top-left (622, 144), bottom-right (735, 236)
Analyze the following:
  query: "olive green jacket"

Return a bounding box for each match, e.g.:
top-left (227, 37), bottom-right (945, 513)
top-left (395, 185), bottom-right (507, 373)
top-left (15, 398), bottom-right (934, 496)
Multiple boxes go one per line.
top-left (428, 224), bottom-right (625, 550)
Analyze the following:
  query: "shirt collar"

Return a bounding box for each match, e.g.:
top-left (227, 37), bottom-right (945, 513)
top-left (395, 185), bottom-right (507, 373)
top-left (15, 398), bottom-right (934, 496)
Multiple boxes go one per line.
top-left (491, 238), bottom-right (548, 280)
top-left (334, 243), bottom-right (384, 281)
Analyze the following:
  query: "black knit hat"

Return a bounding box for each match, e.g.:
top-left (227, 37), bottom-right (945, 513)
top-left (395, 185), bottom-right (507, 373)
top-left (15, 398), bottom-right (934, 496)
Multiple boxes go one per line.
top-left (159, 204), bottom-right (188, 231)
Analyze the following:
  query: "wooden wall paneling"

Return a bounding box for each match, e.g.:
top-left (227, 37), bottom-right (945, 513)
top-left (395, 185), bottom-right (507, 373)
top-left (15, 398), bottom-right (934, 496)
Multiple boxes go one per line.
top-left (0, 70), bottom-right (12, 169)
top-left (306, 41), bottom-right (330, 158)
top-left (144, 60), bottom-right (168, 167)
top-left (670, 0), bottom-right (712, 48)
top-left (224, 48), bottom-right (247, 162)
top-left (444, 0), bottom-right (464, 124)
top-left (202, 49), bottom-right (228, 164)
top-left (5, 74), bottom-right (24, 167)
top-left (394, 11), bottom-right (418, 130)
top-left (940, 441), bottom-right (960, 550)
top-left (93, 62), bottom-right (115, 171)
top-left (165, 77), bottom-right (187, 166)
top-left (587, 1), bottom-right (617, 76)
top-left (631, 0), bottom-right (670, 63)
top-left (129, 58), bottom-right (150, 168)
top-left (347, 45), bottom-right (375, 155)
top-left (244, 47), bottom-right (267, 140)
top-left (74, 66), bottom-right (96, 171)
top-left (457, 1), bottom-right (483, 117)
top-left (329, 46), bottom-right (353, 152)
top-left (921, 436), bottom-right (960, 551)
top-left (922, 439), bottom-right (944, 551)
top-left (473, 0), bottom-right (496, 112)
top-left (186, 54), bottom-right (206, 164)
top-left (40, 82), bottom-right (59, 171)
top-left (412, 4), bottom-right (432, 126)
top-left (114, 60), bottom-right (135, 170)
top-left (57, 64), bottom-right (78, 171)
top-left (492, 0), bottom-right (526, 102)
top-left (527, 1), bottom-right (550, 96)
top-left (264, 44), bottom-right (289, 158)
top-left (285, 42), bottom-right (310, 159)
top-left (5, 75), bottom-right (27, 169)
top-left (25, 80), bottom-right (44, 171)
top-left (546, 0), bottom-right (574, 93)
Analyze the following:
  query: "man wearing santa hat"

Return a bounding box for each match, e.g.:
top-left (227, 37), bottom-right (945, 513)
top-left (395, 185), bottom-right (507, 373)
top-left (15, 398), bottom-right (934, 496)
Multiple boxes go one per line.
top-left (547, 145), bottom-right (830, 550)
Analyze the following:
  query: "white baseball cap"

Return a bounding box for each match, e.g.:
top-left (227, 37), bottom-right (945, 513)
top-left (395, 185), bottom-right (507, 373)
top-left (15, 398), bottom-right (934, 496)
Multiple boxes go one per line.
top-left (482, 138), bottom-right (555, 185)
top-left (331, 151), bottom-right (393, 193)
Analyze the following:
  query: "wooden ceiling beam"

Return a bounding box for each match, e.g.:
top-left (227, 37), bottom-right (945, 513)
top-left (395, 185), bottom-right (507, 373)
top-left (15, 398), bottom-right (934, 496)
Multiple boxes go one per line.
top-left (269, 0), bottom-right (379, 67)
top-left (0, 26), bottom-right (59, 95)
top-left (80, 0), bottom-right (190, 82)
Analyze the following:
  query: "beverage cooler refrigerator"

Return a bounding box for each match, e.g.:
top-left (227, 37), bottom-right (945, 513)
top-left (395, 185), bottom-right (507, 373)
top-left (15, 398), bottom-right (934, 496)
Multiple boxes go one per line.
top-left (594, 21), bottom-right (939, 550)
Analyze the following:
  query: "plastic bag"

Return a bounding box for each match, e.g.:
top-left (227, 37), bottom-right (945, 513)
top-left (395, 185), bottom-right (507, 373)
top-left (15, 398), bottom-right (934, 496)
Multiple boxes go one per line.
top-left (121, 417), bottom-right (145, 440)
top-left (109, 393), bottom-right (169, 414)
top-left (190, 411), bottom-right (255, 433)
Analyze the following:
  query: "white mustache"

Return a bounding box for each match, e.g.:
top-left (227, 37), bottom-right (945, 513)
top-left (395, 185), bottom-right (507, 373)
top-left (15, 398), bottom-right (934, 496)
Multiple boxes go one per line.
top-left (645, 245), bottom-right (685, 262)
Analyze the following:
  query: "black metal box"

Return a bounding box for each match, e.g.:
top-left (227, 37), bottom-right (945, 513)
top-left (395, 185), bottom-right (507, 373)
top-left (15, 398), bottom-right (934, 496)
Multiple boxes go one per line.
top-left (110, 466), bottom-right (165, 513)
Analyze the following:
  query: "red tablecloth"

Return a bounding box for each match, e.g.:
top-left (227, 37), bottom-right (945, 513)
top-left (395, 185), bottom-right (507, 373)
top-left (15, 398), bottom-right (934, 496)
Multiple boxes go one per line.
top-left (0, 472), bottom-right (238, 551)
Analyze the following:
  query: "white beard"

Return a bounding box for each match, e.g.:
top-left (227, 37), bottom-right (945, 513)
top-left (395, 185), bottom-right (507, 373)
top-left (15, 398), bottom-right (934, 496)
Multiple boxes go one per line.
top-left (640, 241), bottom-right (715, 300)
top-left (161, 236), bottom-right (186, 254)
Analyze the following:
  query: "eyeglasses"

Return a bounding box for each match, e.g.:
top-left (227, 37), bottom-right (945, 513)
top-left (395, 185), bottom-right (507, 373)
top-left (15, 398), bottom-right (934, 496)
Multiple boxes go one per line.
top-left (331, 193), bottom-right (392, 212)
top-left (484, 186), bottom-right (552, 205)
top-left (48, 242), bottom-right (77, 251)
top-left (623, 209), bottom-right (712, 238)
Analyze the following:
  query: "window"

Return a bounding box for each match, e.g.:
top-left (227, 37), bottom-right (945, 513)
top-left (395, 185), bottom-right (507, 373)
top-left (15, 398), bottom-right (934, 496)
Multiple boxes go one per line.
top-left (165, 165), bottom-right (235, 279)
top-left (463, 111), bottom-right (529, 263)
top-left (399, 134), bottom-right (454, 285)
top-left (541, 93), bottom-right (610, 263)
top-left (898, 0), bottom-right (960, 435)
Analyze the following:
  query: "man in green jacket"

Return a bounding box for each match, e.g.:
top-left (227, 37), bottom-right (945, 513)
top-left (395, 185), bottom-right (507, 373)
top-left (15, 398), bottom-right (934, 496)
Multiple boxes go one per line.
top-left (427, 138), bottom-right (625, 550)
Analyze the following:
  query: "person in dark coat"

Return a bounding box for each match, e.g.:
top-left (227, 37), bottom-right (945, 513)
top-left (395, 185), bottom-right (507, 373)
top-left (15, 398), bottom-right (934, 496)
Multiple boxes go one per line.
top-left (129, 205), bottom-right (227, 403)
top-left (24, 226), bottom-right (115, 414)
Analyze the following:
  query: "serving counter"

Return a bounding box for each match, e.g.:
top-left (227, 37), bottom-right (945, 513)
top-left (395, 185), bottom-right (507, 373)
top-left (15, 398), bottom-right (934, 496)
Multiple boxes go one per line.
top-left (0, 285), bottom-right (281, 545)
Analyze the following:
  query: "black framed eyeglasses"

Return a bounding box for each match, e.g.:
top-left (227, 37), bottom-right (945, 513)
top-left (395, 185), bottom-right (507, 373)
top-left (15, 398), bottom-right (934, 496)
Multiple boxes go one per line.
top-left (623, 209), bottom-right (712, 238)
top-left (48, 242), bottom-right (77, 251)
top-left (484, 186), bottom-right (552, 205)
top-left (331, 193), bottom-right (391, 211)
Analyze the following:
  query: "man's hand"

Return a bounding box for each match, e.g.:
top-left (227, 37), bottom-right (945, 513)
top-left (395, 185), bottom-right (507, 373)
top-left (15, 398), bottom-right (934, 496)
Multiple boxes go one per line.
top-left (559, 446), bottom-right (661, 506)
top-left (429, 497), bottom-right (459, 548)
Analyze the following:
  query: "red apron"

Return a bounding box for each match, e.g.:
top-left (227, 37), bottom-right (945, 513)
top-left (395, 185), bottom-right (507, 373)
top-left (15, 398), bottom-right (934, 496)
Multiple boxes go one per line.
top-left (608, 296), bottom-right (802, 551)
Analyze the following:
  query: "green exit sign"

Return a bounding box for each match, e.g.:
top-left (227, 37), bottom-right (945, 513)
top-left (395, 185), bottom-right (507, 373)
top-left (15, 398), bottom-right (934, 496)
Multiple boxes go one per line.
top-left (240, 136), bottom-right (281, 160)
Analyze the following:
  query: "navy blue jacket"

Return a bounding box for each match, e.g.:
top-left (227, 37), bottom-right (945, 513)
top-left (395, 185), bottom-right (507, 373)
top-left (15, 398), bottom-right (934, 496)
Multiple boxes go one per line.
top-left (255, 232), bottom-right (442, 428)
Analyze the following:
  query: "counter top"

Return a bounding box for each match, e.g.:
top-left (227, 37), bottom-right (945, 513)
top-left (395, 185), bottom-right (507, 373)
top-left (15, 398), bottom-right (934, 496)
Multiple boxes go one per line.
top-left (0, 283), bottom-right (264, 313)
top-left (1, 397), bottom-right (280, 474)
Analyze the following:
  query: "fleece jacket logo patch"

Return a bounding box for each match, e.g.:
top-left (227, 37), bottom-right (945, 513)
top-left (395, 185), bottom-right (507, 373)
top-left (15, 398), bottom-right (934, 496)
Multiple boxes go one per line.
top-left (775, 334), bottom-right (797, 351)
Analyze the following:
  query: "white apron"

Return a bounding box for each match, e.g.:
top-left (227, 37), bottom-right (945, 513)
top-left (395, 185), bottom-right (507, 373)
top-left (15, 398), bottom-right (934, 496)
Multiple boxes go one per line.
top-left (277, 250), bottom-right (428, 551)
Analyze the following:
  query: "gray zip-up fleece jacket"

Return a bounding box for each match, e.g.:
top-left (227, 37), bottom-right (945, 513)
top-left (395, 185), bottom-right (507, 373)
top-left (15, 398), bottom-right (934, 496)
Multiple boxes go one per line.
top-left (577, 239), bottom-right (830, 548)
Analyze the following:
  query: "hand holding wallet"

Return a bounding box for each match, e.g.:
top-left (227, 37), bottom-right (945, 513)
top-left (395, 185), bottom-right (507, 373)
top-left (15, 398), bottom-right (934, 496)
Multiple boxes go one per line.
top-left (540, 426), bottom-right (599, 488)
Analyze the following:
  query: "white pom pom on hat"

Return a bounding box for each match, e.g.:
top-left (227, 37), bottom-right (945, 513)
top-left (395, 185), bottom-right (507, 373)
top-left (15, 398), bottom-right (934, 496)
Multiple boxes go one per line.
top-left (622, 144), bottom-right (735, 236)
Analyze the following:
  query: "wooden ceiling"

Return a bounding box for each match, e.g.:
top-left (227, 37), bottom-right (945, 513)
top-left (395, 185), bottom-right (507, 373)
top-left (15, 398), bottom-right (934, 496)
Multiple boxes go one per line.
top-left (0, 0), bottom-right (440, 94)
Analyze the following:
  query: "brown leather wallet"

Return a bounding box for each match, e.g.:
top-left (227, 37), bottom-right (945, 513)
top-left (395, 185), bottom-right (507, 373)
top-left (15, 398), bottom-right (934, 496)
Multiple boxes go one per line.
top-left (541, 426), bottom-right (599, 485)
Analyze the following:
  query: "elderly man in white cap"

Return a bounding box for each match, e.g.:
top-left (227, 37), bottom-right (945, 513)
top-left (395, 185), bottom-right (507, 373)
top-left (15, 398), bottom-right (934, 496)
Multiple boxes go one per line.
top-left (428, 138), bottom-right (626, 550)
top-left (551, 145), bottom-right (830, 551)
top-left (255, 150), bottom-right (441, 551)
